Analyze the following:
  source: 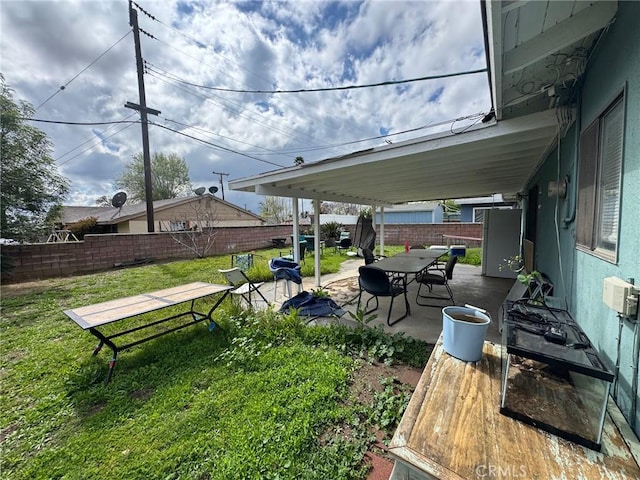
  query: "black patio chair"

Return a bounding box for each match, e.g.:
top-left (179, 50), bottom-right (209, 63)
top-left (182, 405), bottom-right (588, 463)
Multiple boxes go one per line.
top-left (335, 237), bottom-right (353, 254)
top-left (415, 255), bottom-right (457, 307)
top-left (357, 265), bottom-right (409, 326)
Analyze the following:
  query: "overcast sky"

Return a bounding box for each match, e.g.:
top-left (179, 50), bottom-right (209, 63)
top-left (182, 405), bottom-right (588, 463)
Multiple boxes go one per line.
top-left (1, 0), bottom-right (491, 213)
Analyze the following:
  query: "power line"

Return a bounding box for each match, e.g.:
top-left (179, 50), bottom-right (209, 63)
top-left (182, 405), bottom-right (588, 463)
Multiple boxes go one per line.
top-left (146, 68), bottom-right (327, 149)
top-left (57, 122), bottom-right (137, 166)
top-left (150, 122), bottom-right (287, 168)
top-left (35, 30), bottom-right (132, 111)
top-left (56, 112), bottom-right (139, 162)
top-left (24, 118), bottom-right (140, 126)
top-left (162, 117), bottom-right (298, 161)
top-left (159, 68), bottom-right (488, 94)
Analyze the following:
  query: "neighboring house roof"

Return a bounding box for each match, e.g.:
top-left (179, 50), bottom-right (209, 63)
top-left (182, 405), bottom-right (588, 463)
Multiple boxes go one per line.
top-left (61, 194), bottom-right (263, 225)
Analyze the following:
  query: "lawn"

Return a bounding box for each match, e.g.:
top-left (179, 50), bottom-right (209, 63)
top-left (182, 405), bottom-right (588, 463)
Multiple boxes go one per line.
top-left (0, 247), bottom-right (451, 480)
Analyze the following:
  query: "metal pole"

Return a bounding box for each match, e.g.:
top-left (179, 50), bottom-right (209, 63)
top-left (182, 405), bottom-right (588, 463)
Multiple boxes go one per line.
top-left (212, 171), bottom-right (229, 200)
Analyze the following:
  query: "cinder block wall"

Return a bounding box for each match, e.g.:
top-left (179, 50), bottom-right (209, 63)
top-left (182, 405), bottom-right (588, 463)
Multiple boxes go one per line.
top-left (1, 223), bottom-right (482, 283)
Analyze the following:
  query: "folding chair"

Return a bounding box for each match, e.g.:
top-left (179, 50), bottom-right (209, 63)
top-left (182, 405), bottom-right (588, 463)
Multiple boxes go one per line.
top-left (219, 267), bottom-right (269, 308)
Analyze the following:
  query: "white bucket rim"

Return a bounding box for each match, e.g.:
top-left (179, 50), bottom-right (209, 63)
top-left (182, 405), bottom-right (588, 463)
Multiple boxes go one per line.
top-left (442, 306), bottom-right (491, 325)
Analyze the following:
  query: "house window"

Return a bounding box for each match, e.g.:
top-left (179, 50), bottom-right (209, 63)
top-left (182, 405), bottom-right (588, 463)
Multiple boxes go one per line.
top-left (576, 94), bottom-right (624, 261)
top-left (472, 206), bottom-right (512, 223)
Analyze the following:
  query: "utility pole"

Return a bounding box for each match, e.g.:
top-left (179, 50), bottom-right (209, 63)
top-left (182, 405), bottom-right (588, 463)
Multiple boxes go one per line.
top-left (212, 171), bottom-right (229, 200)
top-left (126, 0), bottom-right (160, 232)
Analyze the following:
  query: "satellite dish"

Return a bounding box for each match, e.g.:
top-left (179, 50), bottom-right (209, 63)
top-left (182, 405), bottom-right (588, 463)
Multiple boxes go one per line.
top-left (111, 191), bottom-right (127, 208)
top-left (194, 187), bottom-right (206, 196)
top-left (209, 186), bottom-right (218, 194)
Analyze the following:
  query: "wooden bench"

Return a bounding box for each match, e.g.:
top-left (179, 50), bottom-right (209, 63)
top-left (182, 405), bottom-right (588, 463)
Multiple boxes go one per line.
top-left (64, 282), bottom-right (232, 384)
top-left (389, 337), bottom-right (640, 479)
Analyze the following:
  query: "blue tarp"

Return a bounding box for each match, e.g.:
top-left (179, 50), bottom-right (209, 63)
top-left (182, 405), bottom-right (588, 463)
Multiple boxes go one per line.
top-left (279, 291), bottom-right (346, 318)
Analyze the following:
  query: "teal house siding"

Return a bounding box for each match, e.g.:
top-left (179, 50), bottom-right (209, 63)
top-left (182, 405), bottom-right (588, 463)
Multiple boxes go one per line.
top-left (525, 1), bottom-right (640, 434)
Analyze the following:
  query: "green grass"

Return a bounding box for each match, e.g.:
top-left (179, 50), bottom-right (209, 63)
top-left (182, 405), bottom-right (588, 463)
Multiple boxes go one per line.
top-left (1, 247), bottom-right (434, 480)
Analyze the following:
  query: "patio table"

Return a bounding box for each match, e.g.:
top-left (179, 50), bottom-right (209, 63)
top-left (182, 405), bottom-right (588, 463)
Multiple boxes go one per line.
top-left (373, 249), bottom-right (447, 317)
top-left (64, 282), bottom-right (232, 384)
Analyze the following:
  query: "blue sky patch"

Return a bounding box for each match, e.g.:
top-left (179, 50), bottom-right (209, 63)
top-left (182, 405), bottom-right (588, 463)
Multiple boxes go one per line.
top-left (92, 129), bottom-right (118, 153)
top-left (429, 86), bottom-right (444, 103)
top-left (379, 126), bottom-right (389, 136)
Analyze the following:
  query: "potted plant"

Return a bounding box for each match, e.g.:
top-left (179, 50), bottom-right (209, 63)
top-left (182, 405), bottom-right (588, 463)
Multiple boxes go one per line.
top-left (320, 221), bottom-right (342, 248)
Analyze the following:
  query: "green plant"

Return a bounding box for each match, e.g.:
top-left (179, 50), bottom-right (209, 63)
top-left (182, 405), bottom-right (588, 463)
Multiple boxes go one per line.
top-left (311, 287), bottom-right (329, 298)
top-left (347, 307), bottom-right (377, 331)
top-left (371, 376), bottom-right (413, 434)
top-left (320, 221), bottom-right (343, 240)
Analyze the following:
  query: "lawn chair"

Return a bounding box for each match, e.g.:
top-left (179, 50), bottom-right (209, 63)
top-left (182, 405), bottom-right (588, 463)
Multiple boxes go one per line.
top-left (219, 267), bottom-right (269, 308)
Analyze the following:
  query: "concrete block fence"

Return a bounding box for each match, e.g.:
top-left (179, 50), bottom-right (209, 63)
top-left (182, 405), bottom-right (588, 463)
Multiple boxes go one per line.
top-left (1, 223), bottom-right (481, 284)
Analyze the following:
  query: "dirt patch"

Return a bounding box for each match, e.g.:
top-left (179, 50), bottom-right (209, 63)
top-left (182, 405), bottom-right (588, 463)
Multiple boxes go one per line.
top-left (323, 276), bottom-right (360, 306)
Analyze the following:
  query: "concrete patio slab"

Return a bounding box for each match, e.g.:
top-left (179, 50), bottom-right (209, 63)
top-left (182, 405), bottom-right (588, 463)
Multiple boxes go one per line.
top-left (255, 258), bottom-right (515, 345)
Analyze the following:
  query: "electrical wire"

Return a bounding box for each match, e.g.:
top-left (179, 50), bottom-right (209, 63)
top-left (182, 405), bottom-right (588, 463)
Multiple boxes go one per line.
top-left (157, 68), bottom-right (488, 94)
top-left (56, 113), bottom-right (139, 162)
top-left (57, 122), bottom-right (137, 166)
top-left (34, 30), bottom-right (132, 111)
top-left (162, 117), bottom-right (298, 162)
top-left (24, 118), bottom-right (140, 126)
top-left (149, 121), bottom-right (287, 168)
top-left (135, 4), bottom-right (352, 158)
top-left (146, 70), bottom-right (327, 150)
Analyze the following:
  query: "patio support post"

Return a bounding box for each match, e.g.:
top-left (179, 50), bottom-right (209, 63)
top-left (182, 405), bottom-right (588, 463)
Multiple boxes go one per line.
top-left (379, 205), bottom-right (385, 256)
top-left (292, 197), bottom-right (300, 263)
top-left (313, 199), bottom-right (321, 287)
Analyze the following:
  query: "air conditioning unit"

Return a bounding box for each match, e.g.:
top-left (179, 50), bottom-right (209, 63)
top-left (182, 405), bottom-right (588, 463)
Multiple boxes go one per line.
top-left (603, 277), bottom-right (638, 317)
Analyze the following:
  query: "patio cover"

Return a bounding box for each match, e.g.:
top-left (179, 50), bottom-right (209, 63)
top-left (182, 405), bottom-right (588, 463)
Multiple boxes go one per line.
top-left (229, 109), bottom-right (560, 207)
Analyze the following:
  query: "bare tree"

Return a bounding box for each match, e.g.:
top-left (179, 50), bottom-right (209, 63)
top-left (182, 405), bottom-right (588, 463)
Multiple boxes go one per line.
top-left (259, 196), bottom-right (292, 224)
top-left (166, 196), bottom-right (218, 258)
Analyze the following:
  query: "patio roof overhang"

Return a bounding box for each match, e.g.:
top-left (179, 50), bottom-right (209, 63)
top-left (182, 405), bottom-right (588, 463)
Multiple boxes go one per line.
top-left (229, 108), bottom-right (560, 205)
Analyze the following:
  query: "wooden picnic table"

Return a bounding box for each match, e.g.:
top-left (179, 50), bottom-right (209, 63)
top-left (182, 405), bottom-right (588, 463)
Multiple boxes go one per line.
top-left (389, 337), bottom-right (640, 479)
top-left (64, 282), bottom-right (232, 384)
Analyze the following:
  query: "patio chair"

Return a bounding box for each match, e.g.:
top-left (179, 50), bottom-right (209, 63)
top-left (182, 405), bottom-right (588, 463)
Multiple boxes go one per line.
top-left (268, 257), bottom-right (302, 301)
top-left (357, 265), bottom-right (409, 326)
top-left (335, 237), bottom-right (353, 254)
top-left (219, 267), bottom-right (269, 308)
top-left (415, 255), bottom-right (457, 307)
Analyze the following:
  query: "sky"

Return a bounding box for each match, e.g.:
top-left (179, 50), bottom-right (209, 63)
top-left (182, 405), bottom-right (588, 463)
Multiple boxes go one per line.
top-left (1, 0), bottom-right (491, 213)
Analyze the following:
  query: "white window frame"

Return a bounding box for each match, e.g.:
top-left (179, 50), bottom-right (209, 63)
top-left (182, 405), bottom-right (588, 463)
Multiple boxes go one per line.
top-left (576, 92), bottom-right (625, 263)
top-left (472, 206), bottom-right (512, 223)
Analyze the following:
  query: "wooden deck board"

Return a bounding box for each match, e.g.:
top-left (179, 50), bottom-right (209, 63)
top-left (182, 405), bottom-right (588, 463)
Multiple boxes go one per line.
top-left (389, 339), bottom-right (640, 480)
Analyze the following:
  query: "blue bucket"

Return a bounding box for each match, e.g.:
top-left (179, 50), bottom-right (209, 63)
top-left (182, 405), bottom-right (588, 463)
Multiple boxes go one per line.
top-left (442, 306), bottom-right (491, 362)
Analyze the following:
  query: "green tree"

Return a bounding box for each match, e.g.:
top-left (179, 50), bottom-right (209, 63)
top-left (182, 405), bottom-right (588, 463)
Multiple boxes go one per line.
top-left (115, 152), bottom-right (191, 203)
top-left (0, 76), bottom-right (69, 242)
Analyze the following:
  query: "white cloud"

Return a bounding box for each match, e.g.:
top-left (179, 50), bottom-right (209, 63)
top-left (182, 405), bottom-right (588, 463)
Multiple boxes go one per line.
top-left (1, 0), bottom-right (490, 213)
